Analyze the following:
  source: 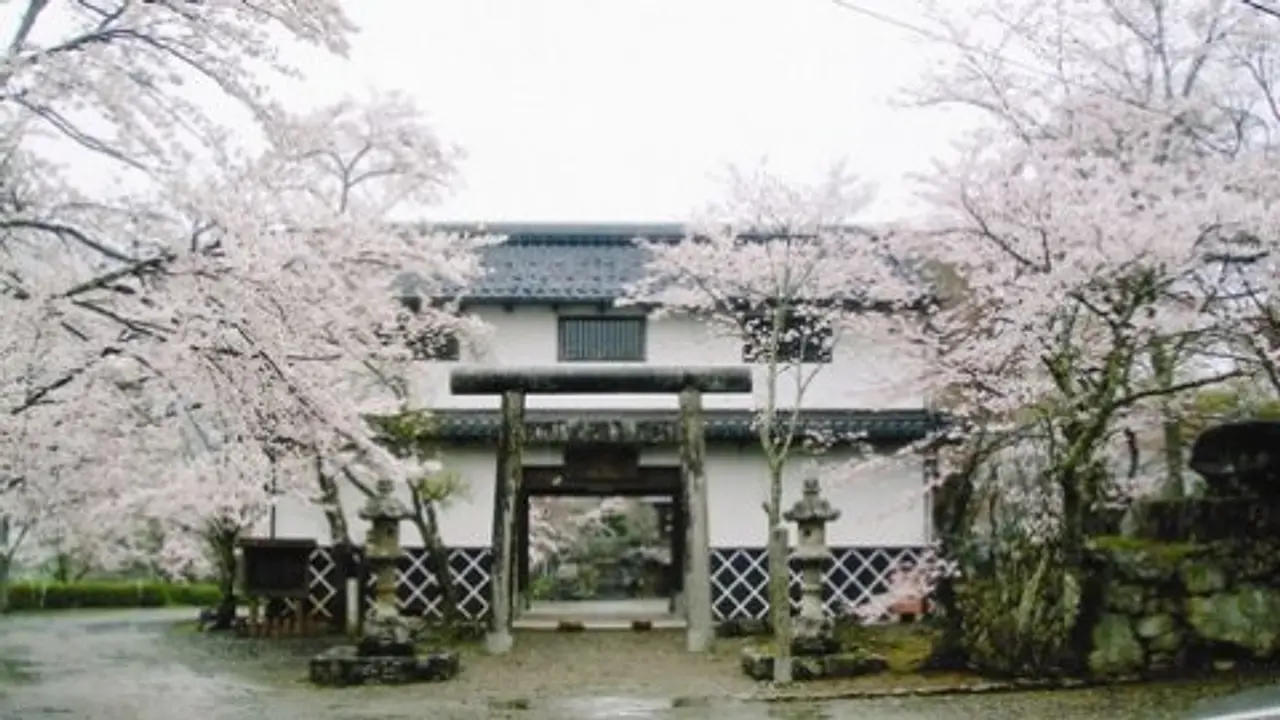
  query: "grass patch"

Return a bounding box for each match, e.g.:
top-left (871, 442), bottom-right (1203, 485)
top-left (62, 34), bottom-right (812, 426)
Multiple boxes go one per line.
top-left (5, 580), bottom-right (223, 612)
top-left (743, 623), bottom-right (940, 674)
top-left (1089, 535), bottom-right (1203, 563)
top-left (166, 619), bottom-right (203, 635)
top-left (848, 624), bottom-right (938, 673)
top-left (414, 624), bottom-right (486, 653)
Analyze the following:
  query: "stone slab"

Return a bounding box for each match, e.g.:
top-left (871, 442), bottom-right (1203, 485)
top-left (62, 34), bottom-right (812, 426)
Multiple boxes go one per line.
top-left (309, 646), bottom-right (459, 687)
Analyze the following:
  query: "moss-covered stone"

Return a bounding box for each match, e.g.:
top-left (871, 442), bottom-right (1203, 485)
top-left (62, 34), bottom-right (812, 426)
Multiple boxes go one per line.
top-left (1134, 614), bottom-right (1175, 640)
top-left (1180, 561), bottom-right (1227, 595)
top-left (1187, 586), bottom-right (1280, 658)
top-left (1088, 614), bottom-right (1145, 676)
top-left (715, 618), bottom-right (771, 638)
top-left (1104, 584), bottom-right (1148, 615)
top-left (1147, 629), bottom-right (1183, 655)
top-left (1231, 540), bottom-right (1280, 581)
top-left (1090, 536), bottom-right (1203, 583)
top-left (1144, 596), bottom-right (1180, 616)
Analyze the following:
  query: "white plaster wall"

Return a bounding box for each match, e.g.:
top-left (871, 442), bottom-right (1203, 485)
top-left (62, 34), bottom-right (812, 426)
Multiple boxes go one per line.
top-left (697, 447), bottom-right (928, 547)
top-left (266, 444), bottom-right (928, 549)
top-left (410, 305), bottom-right (925, 411)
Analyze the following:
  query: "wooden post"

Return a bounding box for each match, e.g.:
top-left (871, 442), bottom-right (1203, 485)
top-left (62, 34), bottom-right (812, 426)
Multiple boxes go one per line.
top-left (670, 493), bottom-right (686, 615)
top-left (487, 388), bottom-right (525, 654)
top-left (679, 386), bottom-right (713, 652)
top-left (344, 577), bottom-right (360, 638)
top-left (516, 488), bottom-right (531, 613)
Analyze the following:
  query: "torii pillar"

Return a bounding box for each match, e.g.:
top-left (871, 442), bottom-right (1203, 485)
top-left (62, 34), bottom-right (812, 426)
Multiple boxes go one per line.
top-left (450, 365), bottom-right (753, 654)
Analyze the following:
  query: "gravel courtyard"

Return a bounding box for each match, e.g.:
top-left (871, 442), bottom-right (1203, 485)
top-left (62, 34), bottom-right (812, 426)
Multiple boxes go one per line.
top-left (1, 609), bottom-right (1276, 719)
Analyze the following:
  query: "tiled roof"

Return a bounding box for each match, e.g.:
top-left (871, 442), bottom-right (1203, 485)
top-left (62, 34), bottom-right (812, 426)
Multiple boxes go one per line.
top-left (401, 223), bottom-right (683, 305)
top-left (395, 222), bottom-right (924, 307)
top-left (422, 408), bottom-right (947, 446)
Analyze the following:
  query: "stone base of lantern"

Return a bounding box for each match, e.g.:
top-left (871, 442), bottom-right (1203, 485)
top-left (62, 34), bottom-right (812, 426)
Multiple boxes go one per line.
top-left (740, 645), bottom-right (888, 682)
top-left (309, 645), bottom-right (460, 687)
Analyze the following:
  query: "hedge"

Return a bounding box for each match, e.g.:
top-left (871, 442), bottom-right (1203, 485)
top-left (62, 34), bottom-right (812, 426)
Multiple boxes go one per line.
top-left (4, 580), bottom-right (224, 611)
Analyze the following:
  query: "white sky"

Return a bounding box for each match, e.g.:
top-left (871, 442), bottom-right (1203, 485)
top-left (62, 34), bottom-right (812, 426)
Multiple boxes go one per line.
top-left (11, 0), bottom-right (974, 224)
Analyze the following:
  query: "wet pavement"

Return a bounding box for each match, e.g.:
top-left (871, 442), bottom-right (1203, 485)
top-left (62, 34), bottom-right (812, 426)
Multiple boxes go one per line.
top-left (0, 609), bottom-right (1276, 719)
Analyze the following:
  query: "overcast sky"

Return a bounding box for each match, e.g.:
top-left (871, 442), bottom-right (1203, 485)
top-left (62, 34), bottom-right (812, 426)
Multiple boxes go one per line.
top-left (270, 0), bottom-right (973, 224)
top-left (12, 0), bottom-right (973, 225)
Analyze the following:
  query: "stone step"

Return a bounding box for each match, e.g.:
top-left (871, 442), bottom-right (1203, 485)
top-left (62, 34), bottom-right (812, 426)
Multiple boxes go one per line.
top-left (513, 616), bottom-right (687, 631)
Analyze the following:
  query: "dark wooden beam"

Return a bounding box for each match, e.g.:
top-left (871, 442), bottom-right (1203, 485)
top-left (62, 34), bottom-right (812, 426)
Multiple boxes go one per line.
top-left (450, 365), bottom-right (753, 395)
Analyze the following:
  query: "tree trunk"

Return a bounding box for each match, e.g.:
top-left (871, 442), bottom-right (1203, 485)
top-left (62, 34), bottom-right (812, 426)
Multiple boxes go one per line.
top-left (1161, 418), bottom-right (1185, 499)
top-left (1151, 343), bottom-right (1185, 498)
top-left (412, 497), bottom-right (459, 631)
top-left (766, 464), bottom-right (790, 674)
top-left (207, 526), bottom-right (240, 631)
top-left (53, 552), bottom-right (71, 583)
top-left (924, 470), bottom-right (975, 670)
top-left (0, 555), bottom-right (11, 614)
top-left (0, 517), bottom-right (17, 614)
top-left (315, 453), bottom-right (351, 545)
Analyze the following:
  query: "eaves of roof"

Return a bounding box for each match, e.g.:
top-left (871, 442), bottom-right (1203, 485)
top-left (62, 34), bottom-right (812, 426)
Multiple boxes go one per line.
top-left (419, 408), bottom-right (948, 447)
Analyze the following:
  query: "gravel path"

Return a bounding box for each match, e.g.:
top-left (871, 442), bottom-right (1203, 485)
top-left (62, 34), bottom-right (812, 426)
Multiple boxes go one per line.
top-left (0, 609), bottom-right (1276, 719)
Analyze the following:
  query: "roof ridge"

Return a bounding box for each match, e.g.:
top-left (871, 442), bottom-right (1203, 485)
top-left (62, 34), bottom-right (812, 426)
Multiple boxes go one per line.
top-left (432, 222), bottom-right (687, 238)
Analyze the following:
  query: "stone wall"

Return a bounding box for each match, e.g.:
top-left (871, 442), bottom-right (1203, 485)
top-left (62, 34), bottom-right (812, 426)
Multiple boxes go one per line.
top-left (1086, 501), bottom-right (1280, 677)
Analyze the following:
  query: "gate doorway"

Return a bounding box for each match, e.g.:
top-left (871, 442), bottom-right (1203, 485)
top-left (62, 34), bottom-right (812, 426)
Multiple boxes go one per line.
top-left (515, 459), bottom-right (686, 628)
top-left (449, 365), bottom-right (753, 653)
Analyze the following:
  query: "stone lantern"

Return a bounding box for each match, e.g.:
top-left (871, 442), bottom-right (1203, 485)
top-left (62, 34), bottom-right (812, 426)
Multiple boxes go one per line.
top-left (357, 476), bottom-right (415, 655)
top-left (310, 475), bottom-right (461, 686)
top-left (783, 473), bottom-right (841, 655)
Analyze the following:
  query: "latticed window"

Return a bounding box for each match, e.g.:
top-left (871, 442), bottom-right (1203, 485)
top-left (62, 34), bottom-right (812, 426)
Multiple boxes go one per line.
top-left (557, 316), bottom-right (647, 362)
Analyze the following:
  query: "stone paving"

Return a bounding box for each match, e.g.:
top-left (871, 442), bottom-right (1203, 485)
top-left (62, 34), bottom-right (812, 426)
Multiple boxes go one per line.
top-left (0, 609), bottom-right (1276, 719)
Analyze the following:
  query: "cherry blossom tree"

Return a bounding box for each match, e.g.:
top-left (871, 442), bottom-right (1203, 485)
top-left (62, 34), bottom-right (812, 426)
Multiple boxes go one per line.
top-left (101, 90), bottom-right (494, 588)
top-left (623, 161), bottom-right (922, 677)
top-left (3, 0), bottom-right (353, 171)
top-left (900, 0), bottom-right (1280, 472)
top-left (0, 338), bottom-right (185, 607)
top-left (0, 0), bottom-right (362, 316)
top-left (1, 0), bottom-right (361, 577)
top-left (158, 90), bottom-right (490, 534)
top-left (5, 86), bottom-right (490, 595)
top-left (873, 0), bottom-right (1280, 673)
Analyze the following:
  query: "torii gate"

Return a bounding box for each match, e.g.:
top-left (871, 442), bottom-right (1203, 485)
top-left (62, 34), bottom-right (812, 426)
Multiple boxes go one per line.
top-left (449, 365), bottom-right (753, 654)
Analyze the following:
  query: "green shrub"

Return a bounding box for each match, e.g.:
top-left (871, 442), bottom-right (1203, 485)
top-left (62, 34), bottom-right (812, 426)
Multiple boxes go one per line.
top-left (4, 580), bottom-right (225, 612)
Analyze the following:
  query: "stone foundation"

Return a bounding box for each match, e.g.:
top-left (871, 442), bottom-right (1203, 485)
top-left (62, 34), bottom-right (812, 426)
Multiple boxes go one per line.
top-left (308, 646), bottom-right (460, 687)
top-left (740, 646), bottom-right (888, 681)
top-left (1086, 530), bottom-right (1280, 677)
top-left (716, 618), bottom-right (772, 638)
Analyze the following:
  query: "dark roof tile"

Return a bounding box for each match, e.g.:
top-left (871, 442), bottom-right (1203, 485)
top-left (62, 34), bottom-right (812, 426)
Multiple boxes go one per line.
top-left (420, 408), bottom-right (946, 446)
top-left (399, 223), bottom-right (680, 305)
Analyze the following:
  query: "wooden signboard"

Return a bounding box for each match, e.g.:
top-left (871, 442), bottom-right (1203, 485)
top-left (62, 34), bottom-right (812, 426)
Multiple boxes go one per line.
top-left (238, 538), bottom-right (316, 598)
top-left (564, 444), bottom-right (639, 483)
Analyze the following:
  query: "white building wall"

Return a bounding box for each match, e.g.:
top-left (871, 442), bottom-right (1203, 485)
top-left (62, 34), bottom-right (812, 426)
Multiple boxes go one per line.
top-left (410, 305), bottom-right (925, 411)
top-left (264, 444), bottom-right (928, 549)
top-left (263, 303), bottom-right (930, 547)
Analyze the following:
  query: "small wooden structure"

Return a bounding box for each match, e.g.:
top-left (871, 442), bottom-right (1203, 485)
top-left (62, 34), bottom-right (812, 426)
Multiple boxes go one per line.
top-left (238, 537), bottom-right (319, 637)
top-left (450, 365), bottom-right (752, 654)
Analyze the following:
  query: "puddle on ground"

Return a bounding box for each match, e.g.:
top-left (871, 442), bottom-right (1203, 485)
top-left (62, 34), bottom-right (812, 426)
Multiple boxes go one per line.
top-left (0, 656), bottom-right (39, 684)
top-left (543, 696), bottom-right (677, 718)
top-left (0, 610), bottom-right (1273, 720)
